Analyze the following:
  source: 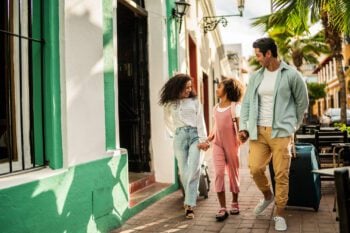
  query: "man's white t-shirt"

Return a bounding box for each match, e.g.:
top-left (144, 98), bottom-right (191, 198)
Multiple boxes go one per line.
top-left (257, 68), bottom-right (279, 126)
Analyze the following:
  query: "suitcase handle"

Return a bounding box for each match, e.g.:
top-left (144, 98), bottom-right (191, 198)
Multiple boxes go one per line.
top-left (291, 135), bottom-right (297, 158)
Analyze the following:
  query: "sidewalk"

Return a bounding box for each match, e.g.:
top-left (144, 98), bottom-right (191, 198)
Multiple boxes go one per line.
top-left (111, 144), bottom-right (339, 233)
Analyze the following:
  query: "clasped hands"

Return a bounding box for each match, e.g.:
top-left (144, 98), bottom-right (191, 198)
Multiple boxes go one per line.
top-left (197, 141), bottom-right (210, 151)
top-left (197, 130), bottom-right (249, 151)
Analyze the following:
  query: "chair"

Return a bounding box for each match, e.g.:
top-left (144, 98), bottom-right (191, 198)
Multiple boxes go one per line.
top-left (315, 130), bottom-right (348, 180)
top-left (302, 124), bottom-right (320, 134)
top-left (334, 169), bottom-right (350, 233)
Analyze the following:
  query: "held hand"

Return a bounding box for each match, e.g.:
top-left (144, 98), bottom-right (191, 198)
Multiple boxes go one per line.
top-left (197, 142), bottom-right (210, 151)
top-left (207, 135), bottom-right (214, 142)
top-left (238, 131), bottom-right (249, 143)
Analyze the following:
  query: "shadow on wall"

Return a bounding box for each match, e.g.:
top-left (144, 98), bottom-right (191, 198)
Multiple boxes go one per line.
top-left (0, 154), bottom-right (130, 233)
top-left (65, 9), bottom-right (113, 164)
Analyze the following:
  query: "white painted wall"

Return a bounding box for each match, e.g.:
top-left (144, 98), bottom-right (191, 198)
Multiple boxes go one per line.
top-left (145, 0), bottom-right (174, 183)
top-left (63, 0), bottom-right (106, 166)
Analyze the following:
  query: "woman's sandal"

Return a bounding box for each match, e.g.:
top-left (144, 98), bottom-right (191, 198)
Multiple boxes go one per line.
top-left (230, 202), bottom-right (240, 215)
top-left (185, 206), bottom-right (195, 219)
top-left (215, 208), bottom-right (228, 221)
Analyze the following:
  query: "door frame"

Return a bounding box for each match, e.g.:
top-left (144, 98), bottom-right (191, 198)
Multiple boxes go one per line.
top-left (116, 1), bottom-right (151, 172)
top-left (188, 35), bottom-right (198, 92)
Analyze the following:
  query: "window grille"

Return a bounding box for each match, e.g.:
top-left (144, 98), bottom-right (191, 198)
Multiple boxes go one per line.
top-left (0, 0), bottom-right (45, 175)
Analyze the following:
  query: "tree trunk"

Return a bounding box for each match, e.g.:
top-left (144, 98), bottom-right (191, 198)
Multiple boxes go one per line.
top-left (336, 54), bottom-right (347, 124)
top-left (321, 11), bottom-right (347, 124)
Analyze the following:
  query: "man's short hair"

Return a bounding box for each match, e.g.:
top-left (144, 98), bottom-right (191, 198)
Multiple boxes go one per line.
top-left (253, 37), bottom-right (278, 57)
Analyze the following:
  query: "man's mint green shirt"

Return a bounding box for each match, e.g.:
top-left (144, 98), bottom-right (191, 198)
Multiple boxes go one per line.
top-left (239, 61), bottom-right (309, 140)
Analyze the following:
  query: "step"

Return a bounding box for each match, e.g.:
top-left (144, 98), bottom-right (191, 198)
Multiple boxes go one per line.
top-left (129, 182), bottom-right (171, 207)
top-left (129, 172), bottom-right (156, 194)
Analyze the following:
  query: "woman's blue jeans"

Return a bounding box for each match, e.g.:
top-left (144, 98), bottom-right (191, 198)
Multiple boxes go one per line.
top-left (174, 126), bottom-right (202, 207)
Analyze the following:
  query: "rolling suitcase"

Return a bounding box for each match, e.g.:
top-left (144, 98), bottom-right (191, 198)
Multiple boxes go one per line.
top-left (198, 161), bottom-right (210, 199)
top-left (179, 160), bottom-right (211, 199)
top-left (269, 143), bottom-right (321, 211)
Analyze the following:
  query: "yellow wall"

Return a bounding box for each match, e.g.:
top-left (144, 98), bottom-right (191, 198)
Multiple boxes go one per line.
top-left (343, 44), bottom-right (350, 66)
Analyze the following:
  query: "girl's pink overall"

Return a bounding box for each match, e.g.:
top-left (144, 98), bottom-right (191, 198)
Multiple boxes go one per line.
top-left (212, 107), bottom-right (240, 193)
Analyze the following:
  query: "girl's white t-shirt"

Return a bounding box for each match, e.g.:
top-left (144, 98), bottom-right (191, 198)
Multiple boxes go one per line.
top-left (217, 104), bottom-right (241, 117)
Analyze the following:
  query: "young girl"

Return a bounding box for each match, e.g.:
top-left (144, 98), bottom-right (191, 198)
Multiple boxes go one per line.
top-left (159, 73), bottom-right (209, 219)
top-left (207, 77), bottom-right (244, 221)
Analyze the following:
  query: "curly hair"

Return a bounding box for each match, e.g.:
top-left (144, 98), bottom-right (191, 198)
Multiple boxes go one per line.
top-left (220, 77), bottom-right (244, 102)
top-left (159, 73), bottom-right (197, 105)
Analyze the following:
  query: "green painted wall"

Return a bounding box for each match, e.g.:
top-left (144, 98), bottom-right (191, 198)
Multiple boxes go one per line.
top-left (0, 154), bottom-right (178, 233)
top-left (0, 155), bottom-right (129, 233)
top-left (166, 0), bottom-right (180, 185)
top-left (31, 0), bottom-right (44, 165)
top-left (103, 0), bottom-right (116, 150)
top-left (166, 0), bottom-right (179, 76)
top-left (42, 0), bottom-right (63, 169)
top-left (0, 155), bottom-right (128, 233)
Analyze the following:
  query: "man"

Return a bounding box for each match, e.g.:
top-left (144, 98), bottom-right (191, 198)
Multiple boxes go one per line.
top-left (239, 38), bottom-right (308, 231)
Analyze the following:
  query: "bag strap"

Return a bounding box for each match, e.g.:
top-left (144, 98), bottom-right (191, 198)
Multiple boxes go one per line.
top-left (291, 135), bottom-right (296, 158)
top-left (230, 102), bottom-right (241, 144)
top-left (230, 102), bottom-right (236, 121)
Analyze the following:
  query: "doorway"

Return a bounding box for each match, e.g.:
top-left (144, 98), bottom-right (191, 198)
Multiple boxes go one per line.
top-left (117, 2), bottom-right (151, 172)
top-left (202, 72), bottom-right (209, 133)
top-left (188, 36), bottom-right (198, 92)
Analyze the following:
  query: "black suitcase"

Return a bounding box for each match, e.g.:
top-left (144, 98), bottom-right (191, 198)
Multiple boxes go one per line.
top-left (269, 143), bottom-right (321, 211)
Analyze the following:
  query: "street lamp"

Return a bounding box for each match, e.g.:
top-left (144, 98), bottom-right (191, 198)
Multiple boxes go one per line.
top-left (202, 0), bottom-right (245, 33)
top-left (172, 0), bottom-right (191, 33)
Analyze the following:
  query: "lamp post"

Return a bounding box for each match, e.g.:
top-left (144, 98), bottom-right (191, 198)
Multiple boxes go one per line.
top-left (202, 0), bottom-right (245, 33)
top-left (172, 0), bottom-right (191, 33)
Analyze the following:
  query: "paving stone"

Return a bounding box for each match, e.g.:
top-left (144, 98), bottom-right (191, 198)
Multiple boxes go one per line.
top-left (110, 144), bottom-right (340, 233)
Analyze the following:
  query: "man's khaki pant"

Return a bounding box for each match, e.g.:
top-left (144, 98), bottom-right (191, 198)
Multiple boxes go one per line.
top-left (248, 126), bottom-right (292, 209)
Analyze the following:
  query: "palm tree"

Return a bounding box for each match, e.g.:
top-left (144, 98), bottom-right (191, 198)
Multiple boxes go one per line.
top-left (248, 56), bottom-right (261, 71)
top-left (253, 0), bottom-right (350, 123)
top-left (247, 26), bottom-right (330, 72)
top-left (307, 82), bottom-right (327, 121)
top-left (268, 27), bottom-right (330, 71)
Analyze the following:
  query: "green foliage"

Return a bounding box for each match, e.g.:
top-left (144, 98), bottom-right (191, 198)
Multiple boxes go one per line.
top-left (248, 56), bottom-right (261, 71)
top-left (252, 14), bottom-right (330, 70)
top-left (270, 0), bottom-right (350, 35)
top-left (334, 123), bottom-right (350, 134)
top-left (264, 0), bottom-right (350, 124)
top-left (307, 82), bottom-right (326, 101)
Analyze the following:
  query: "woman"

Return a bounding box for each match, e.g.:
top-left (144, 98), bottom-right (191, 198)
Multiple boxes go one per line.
top-left (159, 73), bottom-right (209, 219)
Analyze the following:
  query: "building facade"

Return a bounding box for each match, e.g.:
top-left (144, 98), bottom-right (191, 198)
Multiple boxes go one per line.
top-left (0, 0), bottom-right (231, 232)
top-left (313, 42), bottom-right (350, 117)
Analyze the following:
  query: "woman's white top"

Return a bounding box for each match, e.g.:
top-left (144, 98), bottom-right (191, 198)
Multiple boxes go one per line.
top-left (164, 98), bottom-right (207, 142)
top-left (257, 68), bottom-right (278, 126)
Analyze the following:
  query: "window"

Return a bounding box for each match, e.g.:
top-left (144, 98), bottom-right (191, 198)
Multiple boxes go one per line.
top-left (0, 0), bottom-right (44, 175)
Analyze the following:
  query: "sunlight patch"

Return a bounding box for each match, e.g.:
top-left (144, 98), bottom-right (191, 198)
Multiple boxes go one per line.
top-left (87, 215), bottom-right (102, 233)
top-left (32, 167), bottom-right (75, 215)
top-left (107, 156), bottom-right (120, 178)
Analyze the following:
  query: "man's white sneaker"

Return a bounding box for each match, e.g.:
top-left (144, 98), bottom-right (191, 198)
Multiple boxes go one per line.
top-left (253, 195), bottom-right (274, 215)
top-left (274, 216), bottom-right (287, 231)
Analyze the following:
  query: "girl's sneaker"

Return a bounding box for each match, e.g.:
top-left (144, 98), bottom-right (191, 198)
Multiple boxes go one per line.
top-left (230, 202), bottom-right (240, 215)
top-left (215, 208), bottom-right (228, 221)
top-left (185, 205), bottom-right (195, 219)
